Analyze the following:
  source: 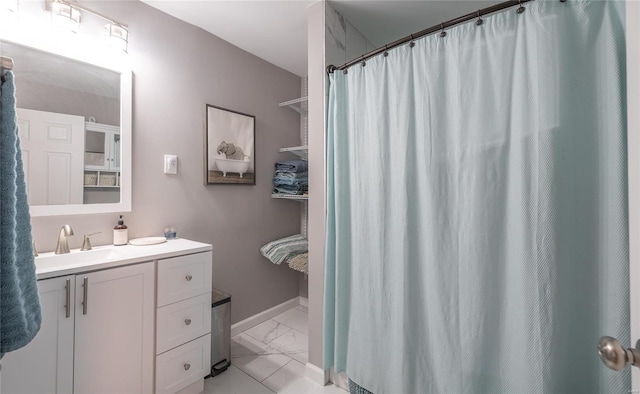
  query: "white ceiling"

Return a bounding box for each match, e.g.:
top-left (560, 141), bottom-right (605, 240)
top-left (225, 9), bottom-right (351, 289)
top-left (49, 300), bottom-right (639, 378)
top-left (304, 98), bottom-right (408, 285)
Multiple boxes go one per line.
top-left (142, 0), bottom-right (501, 77)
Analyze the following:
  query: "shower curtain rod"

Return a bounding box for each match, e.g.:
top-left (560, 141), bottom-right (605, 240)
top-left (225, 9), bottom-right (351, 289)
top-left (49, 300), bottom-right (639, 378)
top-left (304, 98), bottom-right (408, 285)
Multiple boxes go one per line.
top-left (327, 0), bottom-right (538, 74)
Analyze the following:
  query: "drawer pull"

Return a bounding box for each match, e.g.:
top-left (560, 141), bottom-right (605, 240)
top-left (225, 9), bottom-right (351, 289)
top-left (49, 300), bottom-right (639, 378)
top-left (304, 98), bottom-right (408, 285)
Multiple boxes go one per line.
top-left (184, 363), bottom-right (191, 371)
top-left (185, 274), bottom-right (193, 281)
top-left (185, 318), bottom-right (192, 326)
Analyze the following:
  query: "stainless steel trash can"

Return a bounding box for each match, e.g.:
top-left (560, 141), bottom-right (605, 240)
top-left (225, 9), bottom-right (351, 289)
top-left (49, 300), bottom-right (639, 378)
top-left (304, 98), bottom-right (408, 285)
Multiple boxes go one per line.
top-left (209, 288), bottom-right (231, 377)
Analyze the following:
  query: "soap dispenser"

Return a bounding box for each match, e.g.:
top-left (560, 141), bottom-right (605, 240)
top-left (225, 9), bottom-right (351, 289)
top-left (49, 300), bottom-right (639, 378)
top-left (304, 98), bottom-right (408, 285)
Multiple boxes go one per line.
top-left (113, 215), bottom-right (128, 246)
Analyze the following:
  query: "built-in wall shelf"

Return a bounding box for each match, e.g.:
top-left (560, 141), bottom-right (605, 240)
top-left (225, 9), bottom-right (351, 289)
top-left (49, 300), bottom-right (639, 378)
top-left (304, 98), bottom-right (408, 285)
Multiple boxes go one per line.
top-left (278, 97), bottom-right (308, 115)
top-left (84, 170), bottom-right (119, 188)
top-left (279, 145), bottom-right (308, 160)
top-left (271, 194), bottom-right (308, 201)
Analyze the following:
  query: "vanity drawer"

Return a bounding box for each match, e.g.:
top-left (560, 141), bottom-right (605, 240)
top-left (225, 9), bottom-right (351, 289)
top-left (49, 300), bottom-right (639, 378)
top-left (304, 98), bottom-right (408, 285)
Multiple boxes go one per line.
top-left (157, 252), bottom-right (212, 307)
top-left (157, 293), bottom-right (212, 354)
top-left (155, 334), bottom-right (211, 394)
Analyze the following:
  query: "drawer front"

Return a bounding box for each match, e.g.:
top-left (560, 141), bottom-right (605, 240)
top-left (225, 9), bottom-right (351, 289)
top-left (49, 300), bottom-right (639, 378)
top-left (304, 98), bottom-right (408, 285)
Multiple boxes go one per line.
top-left (157, 252), bottom-right (212, 306)
top-left (157, 293), bottom-right (212, 354)
top-left (155, 334), bottom-right (211, 394)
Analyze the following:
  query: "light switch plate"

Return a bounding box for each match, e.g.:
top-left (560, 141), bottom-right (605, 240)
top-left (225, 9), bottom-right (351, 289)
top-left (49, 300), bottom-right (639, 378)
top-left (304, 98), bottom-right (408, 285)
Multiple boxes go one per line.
top-left (164, 155), bottom-right (177, 174)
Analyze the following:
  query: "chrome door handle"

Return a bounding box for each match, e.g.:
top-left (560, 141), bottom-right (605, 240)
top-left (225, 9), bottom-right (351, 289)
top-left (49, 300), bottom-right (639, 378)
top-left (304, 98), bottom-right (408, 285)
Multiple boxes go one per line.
top-left (65, 279), bottom-right (71, 318)
top-left (598, 336), bottom-right (640, 370)
top-left (82, 276), bottom-right (88, 315)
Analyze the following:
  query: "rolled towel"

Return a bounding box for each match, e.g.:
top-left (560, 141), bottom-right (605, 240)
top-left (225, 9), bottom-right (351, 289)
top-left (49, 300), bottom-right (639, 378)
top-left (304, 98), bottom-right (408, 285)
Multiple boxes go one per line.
top-left (287, 252), bottom-right (308, 274)
top-left (260, 234), bottom-right (308, 265)
top-left (275, 160), bottom-right (308, 173)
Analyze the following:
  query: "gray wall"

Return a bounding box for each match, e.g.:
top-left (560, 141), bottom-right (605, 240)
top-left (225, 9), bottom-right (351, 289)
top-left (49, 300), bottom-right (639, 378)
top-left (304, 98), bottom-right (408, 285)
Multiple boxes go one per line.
top-left (30, 0), bottom-right (302, 324)
top-left (16, 81), bottom-right (120, 126)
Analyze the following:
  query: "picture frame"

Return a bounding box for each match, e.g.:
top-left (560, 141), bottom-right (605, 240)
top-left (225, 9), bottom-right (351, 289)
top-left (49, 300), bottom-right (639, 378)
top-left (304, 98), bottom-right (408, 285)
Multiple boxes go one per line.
top-left (205, 104), bottom-right (256, 185)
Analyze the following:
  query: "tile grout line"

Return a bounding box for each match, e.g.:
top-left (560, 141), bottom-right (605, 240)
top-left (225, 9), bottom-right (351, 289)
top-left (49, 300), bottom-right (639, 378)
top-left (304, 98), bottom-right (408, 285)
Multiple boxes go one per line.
top-left (260, 358), bottom-right (295, 385)
top-left (221, 365), bottom-right (277, 394)
top-left (230, 306), bottom-right (310, 393)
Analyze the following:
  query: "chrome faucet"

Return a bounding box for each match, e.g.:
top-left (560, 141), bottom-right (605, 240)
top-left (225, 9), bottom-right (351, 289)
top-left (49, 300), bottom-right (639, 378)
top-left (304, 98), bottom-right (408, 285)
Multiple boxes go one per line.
top-left (55, 225), bottom-right (74, 254)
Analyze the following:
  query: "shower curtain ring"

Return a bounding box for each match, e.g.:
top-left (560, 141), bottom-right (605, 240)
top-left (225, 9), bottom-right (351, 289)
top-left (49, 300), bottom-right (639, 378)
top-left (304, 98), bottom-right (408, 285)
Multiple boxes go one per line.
top-left (361, 55), bottom-right (366, 67)
top-left (476, 10), bottom-right (484, 26)
top-left (409, 36), bottom-right (415, 48)
top-left (517, 0), bottom-right (526, 14)
top-left (439, 23), bottom-right (447, 38)
top-left (383, 45), bottom-right (389, 57)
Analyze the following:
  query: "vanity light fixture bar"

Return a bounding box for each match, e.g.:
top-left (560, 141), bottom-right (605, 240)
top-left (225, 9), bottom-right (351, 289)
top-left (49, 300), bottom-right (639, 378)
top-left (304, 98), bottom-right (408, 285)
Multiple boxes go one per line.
top-left (51, 0), bottom-right (129, 52)
top-left (53, 0), bottom-right (127, 28)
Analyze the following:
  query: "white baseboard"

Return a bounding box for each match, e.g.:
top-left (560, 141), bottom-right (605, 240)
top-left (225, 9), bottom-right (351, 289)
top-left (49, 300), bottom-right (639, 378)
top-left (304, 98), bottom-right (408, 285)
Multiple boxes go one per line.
top-left (299, 296), bottom-right (308, 307)
top-left (231, 297), bottom-right (301, 337)
top-left (305, 362), bottom-right (328, 386)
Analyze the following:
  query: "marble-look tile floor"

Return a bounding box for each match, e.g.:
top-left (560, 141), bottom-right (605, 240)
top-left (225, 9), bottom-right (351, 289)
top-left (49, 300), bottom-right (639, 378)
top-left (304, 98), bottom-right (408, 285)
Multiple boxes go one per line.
top-left (204, 305), bottom-right (347, 394)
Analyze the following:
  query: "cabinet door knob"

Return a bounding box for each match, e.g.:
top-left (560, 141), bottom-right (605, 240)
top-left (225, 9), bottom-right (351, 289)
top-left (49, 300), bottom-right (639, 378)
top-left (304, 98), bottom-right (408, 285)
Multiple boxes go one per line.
top-left (185, 274), bottom-right (193, 281)
top-left (185, 318), bottom-right (192, 326)
top-left (184, 363), bottom-right (191, 371)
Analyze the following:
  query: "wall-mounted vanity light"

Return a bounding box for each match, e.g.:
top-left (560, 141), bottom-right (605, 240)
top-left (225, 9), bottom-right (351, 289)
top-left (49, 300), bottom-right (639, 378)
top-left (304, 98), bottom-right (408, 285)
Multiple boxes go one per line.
top-left (104, 22), bottom-right (128, 52)
top-left (49, 0), bottom-right (129, 52)
top-left (51, 0), bottom-right (80, 33)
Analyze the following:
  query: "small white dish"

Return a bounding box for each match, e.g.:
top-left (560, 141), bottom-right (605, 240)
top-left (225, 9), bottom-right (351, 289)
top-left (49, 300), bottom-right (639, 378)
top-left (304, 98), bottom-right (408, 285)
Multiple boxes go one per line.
top-left (129, 237), bottom-right (167, 246)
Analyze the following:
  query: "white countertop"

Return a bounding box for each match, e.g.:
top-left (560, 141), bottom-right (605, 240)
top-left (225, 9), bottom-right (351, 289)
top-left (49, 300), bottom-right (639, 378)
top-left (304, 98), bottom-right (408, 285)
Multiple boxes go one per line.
top-left (36, 238), bottom-right (212, 280)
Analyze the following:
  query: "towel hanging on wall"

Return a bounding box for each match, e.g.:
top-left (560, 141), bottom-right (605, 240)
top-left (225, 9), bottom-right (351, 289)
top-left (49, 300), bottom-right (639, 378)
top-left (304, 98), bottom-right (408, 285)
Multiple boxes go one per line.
top-left (0, 70), bottom-right (42, 357)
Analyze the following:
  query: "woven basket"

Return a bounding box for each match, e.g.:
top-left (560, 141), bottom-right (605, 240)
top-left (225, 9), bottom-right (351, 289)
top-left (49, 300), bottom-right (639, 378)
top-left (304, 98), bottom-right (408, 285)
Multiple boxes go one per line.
top-left (84, 173), bottom-right (97, 186)
top-left (99, 174), bottom-right (117, 186)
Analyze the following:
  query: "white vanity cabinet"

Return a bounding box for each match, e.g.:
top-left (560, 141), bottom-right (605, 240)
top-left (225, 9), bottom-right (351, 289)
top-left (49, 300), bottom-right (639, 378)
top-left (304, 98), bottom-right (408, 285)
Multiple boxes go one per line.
top-left (1, 239), bottom-right (212, 394)
top-left (83, 122), bottom-right (121, 190)
top-left (155, 252), bottom-right (213, 394)
top-left (84, 122), bottom-right (120, 172)
top-left (1, 263), bottom-right (154, 394)
top-left (1, 276), bottom-right (75, 394)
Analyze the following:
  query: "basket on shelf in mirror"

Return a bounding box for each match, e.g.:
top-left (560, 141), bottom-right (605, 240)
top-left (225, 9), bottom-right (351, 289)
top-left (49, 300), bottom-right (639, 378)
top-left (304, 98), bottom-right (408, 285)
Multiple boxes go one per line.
top-left (84, 173), bottom-right (97, 186)
top-left (99, 174), bottom-right (117, 186)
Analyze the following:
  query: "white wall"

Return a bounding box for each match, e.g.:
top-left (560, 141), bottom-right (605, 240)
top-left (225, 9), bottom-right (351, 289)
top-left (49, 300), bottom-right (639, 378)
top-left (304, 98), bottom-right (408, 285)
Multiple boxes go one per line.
top-left (306, 0), bottom-right (374, 373)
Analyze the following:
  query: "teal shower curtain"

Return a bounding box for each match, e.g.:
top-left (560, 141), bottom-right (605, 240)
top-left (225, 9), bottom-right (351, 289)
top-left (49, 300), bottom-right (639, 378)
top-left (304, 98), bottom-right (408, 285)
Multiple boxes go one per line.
top-left (324, 1), bottom-right (628, 393)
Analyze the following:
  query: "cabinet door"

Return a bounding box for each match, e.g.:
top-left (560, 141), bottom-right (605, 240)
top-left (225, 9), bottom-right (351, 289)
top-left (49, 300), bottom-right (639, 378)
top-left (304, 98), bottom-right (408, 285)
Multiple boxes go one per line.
top-left (1, 276), bottom-right (75, 394)
top-left (84, 123), bottom-right (120, 171)
top-left (73, 262), bottom-right (154, 394)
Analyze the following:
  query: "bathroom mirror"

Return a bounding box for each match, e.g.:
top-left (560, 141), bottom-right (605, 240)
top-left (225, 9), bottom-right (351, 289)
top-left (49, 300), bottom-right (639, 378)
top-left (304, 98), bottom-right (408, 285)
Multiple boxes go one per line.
top-left (0, 39), bottom-right (132, 216)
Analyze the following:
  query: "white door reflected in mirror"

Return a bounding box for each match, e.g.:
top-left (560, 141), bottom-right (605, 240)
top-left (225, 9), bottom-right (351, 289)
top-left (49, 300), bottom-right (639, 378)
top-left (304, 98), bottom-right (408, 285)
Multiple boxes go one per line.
top-left (17, 108), bottom-right (85, 205)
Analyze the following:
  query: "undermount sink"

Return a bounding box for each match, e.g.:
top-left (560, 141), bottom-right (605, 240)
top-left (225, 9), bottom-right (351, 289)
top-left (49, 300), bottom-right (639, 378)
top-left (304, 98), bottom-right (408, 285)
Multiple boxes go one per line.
top-left (36, 247), bottom-right (125, 268)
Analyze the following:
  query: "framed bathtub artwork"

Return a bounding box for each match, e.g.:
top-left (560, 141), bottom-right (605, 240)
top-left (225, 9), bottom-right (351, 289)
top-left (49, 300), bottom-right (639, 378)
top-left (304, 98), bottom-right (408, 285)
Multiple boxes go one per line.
top-left (205, 104), bottom-right (256, 185)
